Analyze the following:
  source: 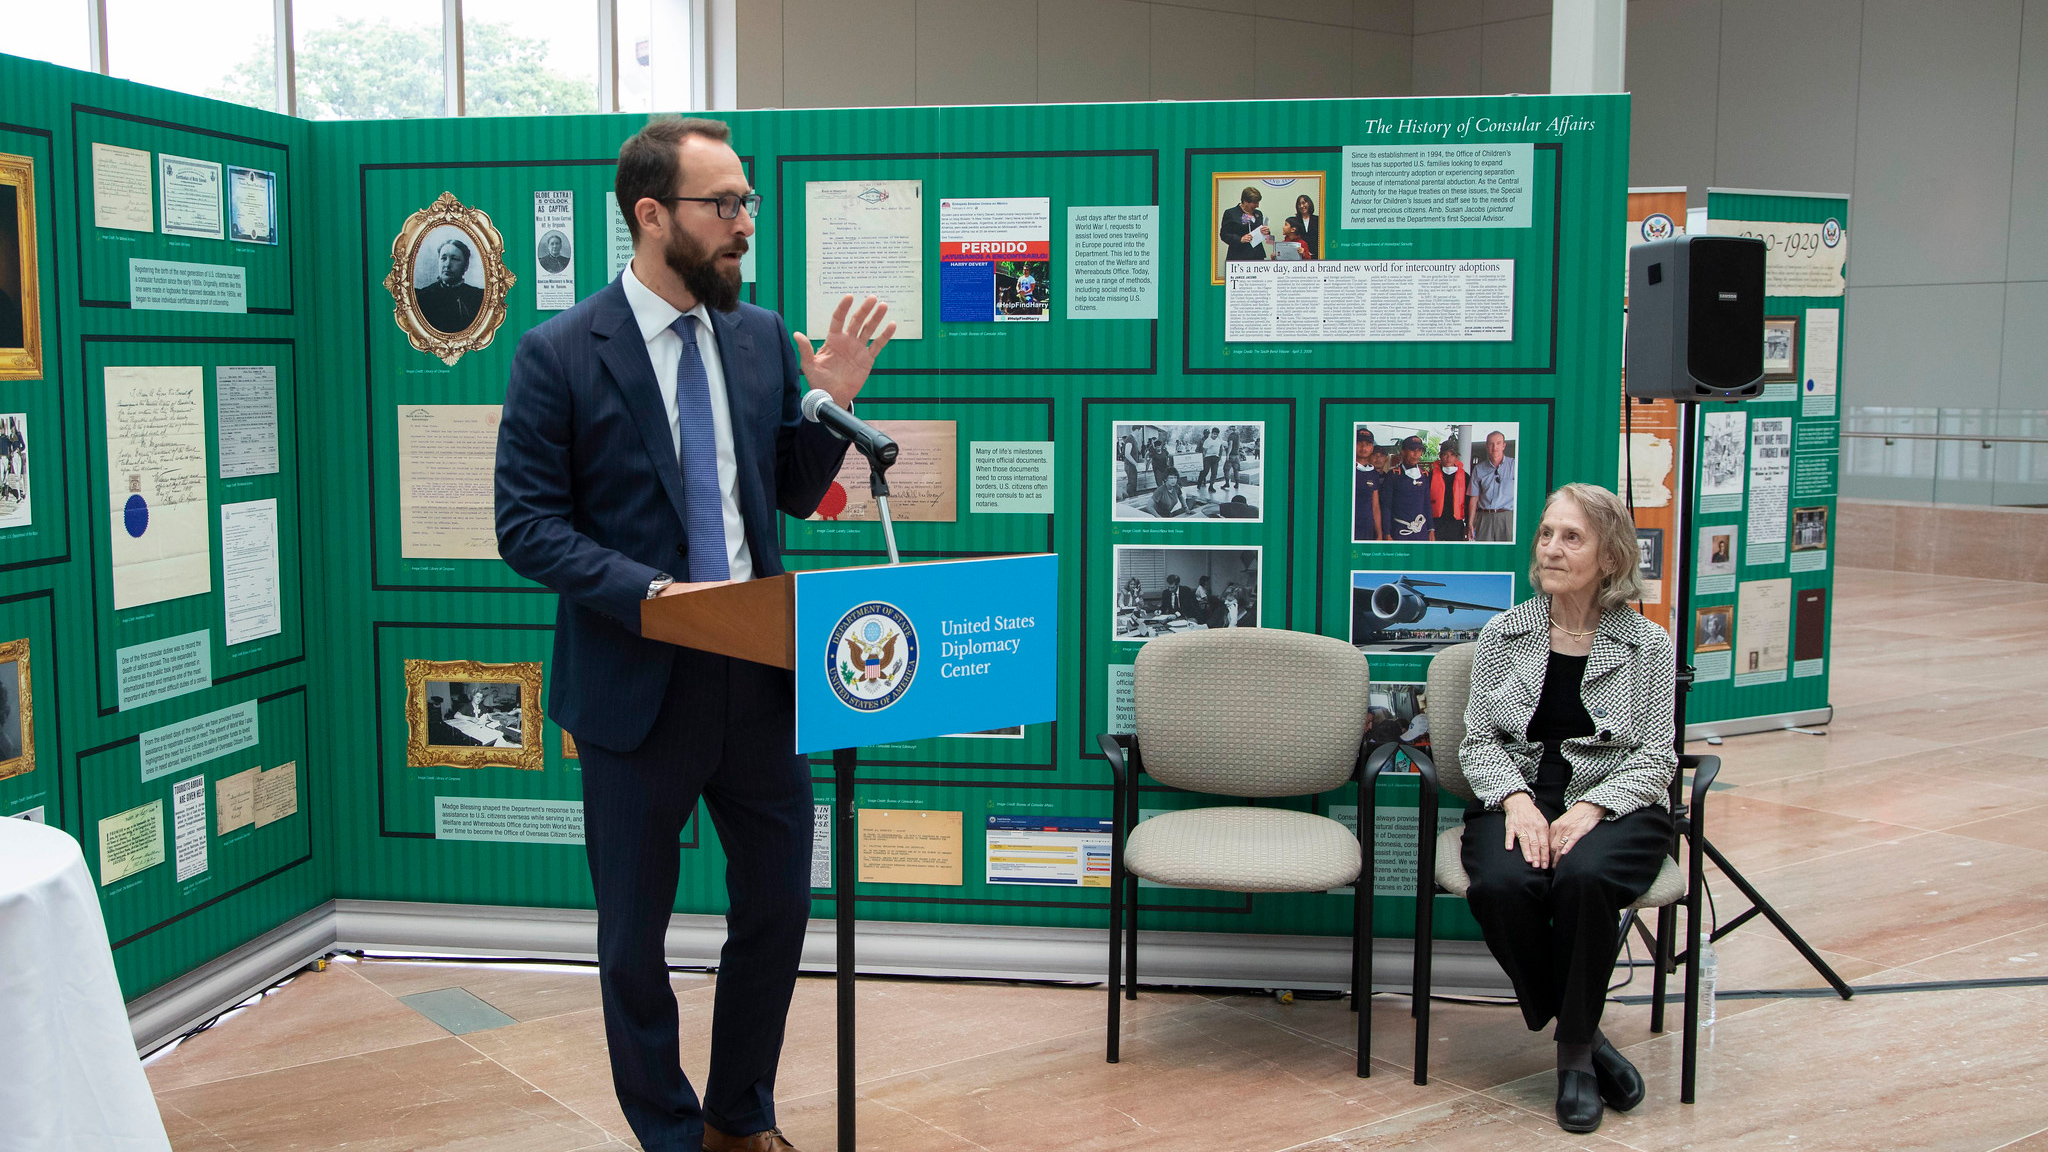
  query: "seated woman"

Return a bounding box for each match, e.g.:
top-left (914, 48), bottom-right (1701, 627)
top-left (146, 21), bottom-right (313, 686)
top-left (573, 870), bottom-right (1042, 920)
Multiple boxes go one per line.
top-left (1458, 482), bottom-right (1676, 1134)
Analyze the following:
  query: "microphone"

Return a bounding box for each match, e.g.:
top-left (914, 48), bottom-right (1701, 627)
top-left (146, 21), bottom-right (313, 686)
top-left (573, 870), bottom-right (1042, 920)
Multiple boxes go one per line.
top-left (801, 389), bottom-right (898, 466)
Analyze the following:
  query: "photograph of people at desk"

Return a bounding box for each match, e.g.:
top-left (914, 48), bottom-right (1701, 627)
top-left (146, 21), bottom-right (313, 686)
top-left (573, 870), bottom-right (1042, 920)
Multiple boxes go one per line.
top-left (425, 680), bottom-right (525, 748)
top-left (1112, 545), bottom-right (1261, 641)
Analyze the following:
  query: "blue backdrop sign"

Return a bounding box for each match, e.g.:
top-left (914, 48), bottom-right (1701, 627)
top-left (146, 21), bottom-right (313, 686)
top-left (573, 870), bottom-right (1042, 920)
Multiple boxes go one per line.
top-left (794, 554), bottom-right (1058, 753)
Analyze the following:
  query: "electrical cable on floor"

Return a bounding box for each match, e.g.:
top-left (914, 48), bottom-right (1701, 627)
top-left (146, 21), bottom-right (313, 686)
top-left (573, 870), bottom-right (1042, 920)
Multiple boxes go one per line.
top-left (154, 967), bottom-right (306, 1056)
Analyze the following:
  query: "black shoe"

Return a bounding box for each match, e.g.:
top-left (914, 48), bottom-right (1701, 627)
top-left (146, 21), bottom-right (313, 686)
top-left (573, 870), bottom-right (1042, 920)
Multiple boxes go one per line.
top-left (1556, 1068), bottom-right (1603, 1133)
top-left (1591, 1035), bottom-right (1646, 1111)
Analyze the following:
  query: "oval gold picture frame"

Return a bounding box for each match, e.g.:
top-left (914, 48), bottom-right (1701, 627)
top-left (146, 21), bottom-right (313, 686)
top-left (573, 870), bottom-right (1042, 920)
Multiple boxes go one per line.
top-left (383, 192), bottom-right (516, 367)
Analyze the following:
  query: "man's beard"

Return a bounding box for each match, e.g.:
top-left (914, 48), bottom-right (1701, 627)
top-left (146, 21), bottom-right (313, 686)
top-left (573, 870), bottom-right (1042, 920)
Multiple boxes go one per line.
top-left (665, 226), bottom-right (744, 312)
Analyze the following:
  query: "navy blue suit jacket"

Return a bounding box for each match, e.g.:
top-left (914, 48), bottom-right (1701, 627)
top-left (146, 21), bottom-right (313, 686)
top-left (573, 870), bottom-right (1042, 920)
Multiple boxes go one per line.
top-left (495, 278), bottom-right (850, 753)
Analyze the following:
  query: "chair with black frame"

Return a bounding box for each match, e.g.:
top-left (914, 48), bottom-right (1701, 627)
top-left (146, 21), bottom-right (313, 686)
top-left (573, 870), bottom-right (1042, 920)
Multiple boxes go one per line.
top-left (1387, 642), bottom-right (1722, 1102)
top-left (1096, 628), bottom-right (1376, 1076)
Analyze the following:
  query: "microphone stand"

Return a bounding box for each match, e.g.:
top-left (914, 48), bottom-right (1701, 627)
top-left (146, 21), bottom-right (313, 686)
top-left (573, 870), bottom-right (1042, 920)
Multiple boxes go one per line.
top-left (834, 438), bottom-right (900, 1151)
top-left (868, 447), bottom-right (901, 566)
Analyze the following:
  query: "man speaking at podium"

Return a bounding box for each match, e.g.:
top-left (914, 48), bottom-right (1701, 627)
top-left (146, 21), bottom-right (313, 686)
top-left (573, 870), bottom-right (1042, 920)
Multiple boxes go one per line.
top-left (495, 117), bottom-right (895, 1152)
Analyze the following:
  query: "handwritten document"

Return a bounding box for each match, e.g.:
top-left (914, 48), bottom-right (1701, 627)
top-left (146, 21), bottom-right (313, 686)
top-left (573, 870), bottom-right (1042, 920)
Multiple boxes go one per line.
top-left (254, 761), bottom-right (298, 827)
top-left (106, 366), bottom-right (212, 609)
top-left (216, 766), bottom-right (257, 834)
top-left (807, 179), bottom-right (923, 340)
top-left (92, 142), bottom-right (153, 232)
top-left (397, 405), bottom-right (502, 560)
top-left (221, 499), bottom-right (281, 646)
top-left (812, 420), bottom-right (956, 522)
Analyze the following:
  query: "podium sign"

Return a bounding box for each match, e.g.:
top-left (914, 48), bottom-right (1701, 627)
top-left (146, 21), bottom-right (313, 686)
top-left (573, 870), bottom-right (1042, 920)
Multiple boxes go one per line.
top-left (793, 554), bottom-right (1057, 753)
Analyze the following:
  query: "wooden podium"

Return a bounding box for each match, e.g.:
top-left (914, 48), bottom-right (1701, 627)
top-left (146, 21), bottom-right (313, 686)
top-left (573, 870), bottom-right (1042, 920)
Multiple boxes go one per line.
top-left (639, 555), bottom-right (1057, 1150)
top-left (641, 572), bottom-right (797, 669)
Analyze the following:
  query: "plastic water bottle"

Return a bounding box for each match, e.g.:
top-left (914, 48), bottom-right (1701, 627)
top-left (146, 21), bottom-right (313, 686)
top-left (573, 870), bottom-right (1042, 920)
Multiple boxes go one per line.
top-left (1699, 938), bottom-right (1718, 1047)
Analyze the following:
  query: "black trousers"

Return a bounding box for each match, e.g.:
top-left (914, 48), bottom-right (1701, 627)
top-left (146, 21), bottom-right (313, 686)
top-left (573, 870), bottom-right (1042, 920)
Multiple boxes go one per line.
top-left (1461, 796), bottom-right (1673, 1043)
top-left (579, 652), bottom-right (815, 1152)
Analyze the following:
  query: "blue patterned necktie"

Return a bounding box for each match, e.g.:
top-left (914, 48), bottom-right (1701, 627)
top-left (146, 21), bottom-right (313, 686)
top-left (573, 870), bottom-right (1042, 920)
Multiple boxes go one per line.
top-left (670, 314), bottom-right (731, 582)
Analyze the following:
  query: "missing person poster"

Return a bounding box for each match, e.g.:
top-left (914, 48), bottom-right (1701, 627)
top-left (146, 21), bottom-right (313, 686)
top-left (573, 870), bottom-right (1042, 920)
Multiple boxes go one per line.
top-left (939, 197), bottom-right (1051, 323)
top-left (533, 190), bottom-right (574, 310)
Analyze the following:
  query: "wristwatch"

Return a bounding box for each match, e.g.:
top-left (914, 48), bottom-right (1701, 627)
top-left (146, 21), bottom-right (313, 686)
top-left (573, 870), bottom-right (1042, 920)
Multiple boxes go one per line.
top-left (646, 573), bottom-right (675, 599)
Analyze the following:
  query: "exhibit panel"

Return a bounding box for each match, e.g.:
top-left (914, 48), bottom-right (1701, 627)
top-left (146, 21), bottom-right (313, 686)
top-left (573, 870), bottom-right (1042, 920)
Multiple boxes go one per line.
top-left (1682, 188), bottom-right (1844, 732)
top-left (312, 95), bottom-right (1625, 946)
top-left (0, 48), bottom-right (1639, 1006)
top-left (0, 54), bottom-right (323, 999)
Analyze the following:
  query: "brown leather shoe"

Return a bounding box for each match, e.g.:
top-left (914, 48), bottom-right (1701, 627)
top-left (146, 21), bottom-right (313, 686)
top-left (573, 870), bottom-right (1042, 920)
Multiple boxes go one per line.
top-left (703, 1124), bottom-right (800, 1152)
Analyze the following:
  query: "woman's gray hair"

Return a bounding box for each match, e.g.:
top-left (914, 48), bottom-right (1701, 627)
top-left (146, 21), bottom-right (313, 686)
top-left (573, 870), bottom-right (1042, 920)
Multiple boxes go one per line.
top-left (1530, 482), bottom-right (1646, 611)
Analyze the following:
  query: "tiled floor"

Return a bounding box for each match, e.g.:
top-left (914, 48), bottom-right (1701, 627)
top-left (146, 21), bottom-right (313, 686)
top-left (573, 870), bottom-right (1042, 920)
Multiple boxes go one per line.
top-left (145, 568), bottom-right (2048, 1151)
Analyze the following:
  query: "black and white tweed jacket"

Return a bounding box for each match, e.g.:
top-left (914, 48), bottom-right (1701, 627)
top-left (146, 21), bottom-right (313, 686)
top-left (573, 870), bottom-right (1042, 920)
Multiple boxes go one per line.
top-left (1458, 595), bottom-right (1678, 819)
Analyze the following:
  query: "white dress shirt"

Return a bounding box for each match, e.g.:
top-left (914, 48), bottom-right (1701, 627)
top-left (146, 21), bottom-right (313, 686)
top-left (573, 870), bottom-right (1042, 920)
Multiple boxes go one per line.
top-left (621, 263), bottom-right (755, 582)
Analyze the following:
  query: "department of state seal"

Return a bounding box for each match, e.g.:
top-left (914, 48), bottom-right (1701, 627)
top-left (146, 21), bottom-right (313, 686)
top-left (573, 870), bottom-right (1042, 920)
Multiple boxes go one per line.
top-left (826, 601), bottom-right (918, 711)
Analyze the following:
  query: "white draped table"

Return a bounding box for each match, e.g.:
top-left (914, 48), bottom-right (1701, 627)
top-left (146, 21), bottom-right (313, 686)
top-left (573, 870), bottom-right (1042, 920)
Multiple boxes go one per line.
top-left (0, 818), bottom-right (171, 1151)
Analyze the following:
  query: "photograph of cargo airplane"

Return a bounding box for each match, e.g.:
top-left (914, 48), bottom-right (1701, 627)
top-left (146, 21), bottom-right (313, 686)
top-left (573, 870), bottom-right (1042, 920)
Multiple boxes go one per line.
top-left (1350, 570), bottom-right (1513, 653)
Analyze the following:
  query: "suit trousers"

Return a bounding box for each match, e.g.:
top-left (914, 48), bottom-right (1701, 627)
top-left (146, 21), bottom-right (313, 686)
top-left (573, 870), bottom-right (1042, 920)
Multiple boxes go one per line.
top-left (1460, 796), bottom-right (1672, 1043)
top-left (579, 651), bottom-right (815, 1151)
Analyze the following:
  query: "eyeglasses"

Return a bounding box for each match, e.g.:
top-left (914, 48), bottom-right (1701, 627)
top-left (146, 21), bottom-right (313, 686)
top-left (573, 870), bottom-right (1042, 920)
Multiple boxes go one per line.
top-left (657, 193), bottom-right (763, 220)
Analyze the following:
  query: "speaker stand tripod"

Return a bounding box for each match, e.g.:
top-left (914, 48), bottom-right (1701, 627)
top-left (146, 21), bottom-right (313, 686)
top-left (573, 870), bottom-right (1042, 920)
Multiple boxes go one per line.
top-left (1644, 399), bottom-right (1853, 1054)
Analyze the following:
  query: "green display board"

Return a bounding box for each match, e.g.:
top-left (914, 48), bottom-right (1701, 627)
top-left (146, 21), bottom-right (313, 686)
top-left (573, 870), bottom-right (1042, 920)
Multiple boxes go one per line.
top-left (0, 57), bottom-right (326, 999)
top-left (2, 49), bottom-right (1635, 1000)
top-left (1680, 189), bottom-right (1847, 728)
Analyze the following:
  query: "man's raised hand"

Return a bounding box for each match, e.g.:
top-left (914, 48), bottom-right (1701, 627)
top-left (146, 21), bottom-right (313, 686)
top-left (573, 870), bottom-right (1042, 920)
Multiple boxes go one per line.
top-left (791, 294), bottom-right (896, 408)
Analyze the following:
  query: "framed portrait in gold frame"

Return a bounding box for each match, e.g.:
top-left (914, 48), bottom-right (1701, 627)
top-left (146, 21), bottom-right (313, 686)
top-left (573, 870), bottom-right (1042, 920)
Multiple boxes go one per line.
top-left (0, 153), bottom-right (43, 382)
top-left (0, 638), bottom-right (35, 782)
top-left (1209, 170), bottom-right (1327, 286)
top-left (405, 658), bottom-right (544, 771)
top-left (383, 192), bottom-right (515, 367)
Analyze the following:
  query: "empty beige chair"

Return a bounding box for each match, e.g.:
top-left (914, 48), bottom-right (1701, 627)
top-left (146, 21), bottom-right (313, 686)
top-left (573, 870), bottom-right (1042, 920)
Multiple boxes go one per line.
top-left (1397, 641), bottom-right (1719, 1099)
top-left (1097, 628), bottom-right (1374, 1076)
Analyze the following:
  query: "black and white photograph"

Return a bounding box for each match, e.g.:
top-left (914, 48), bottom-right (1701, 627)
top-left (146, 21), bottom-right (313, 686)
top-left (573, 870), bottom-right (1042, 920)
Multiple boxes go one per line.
top-left (1113, 545), bottom-right (1261, 641)
top-left (1700, 410), bottom-right (1747, 497)
top-left (1763, 316), bottom-right (1799, 382)
top-left (537, 229), bottom-right (572, 274)
top-left (1352, 420), bottom-right (1519, 544)
top-left (1792, 505), bottom-right (1829, 551)
top-left (1112, 421), bottom-right (1265, 522)
top-left (0, 657), bottom-right (22, 763)
top-left (415, 223), bottom-right (490, 334)
top-left (1694, 605), bottom-right (1733, 653)
top-left (1365, 680), bottom-right (1430, 771)
top-left (0, 638), bottom-right (32, 781)
top-left (424, 681), bottom-right (525, 748)
top-left (1350, 569), bottom-right (1512, 653)
top-left (0, 413), bottom-right (29, 529)
top-left (384, 192), bottom-right (516, 368)
top-left (1636, 526), bottom-right (1664, 580)
top-left (1700, 525), bottom-right (1738, 578)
